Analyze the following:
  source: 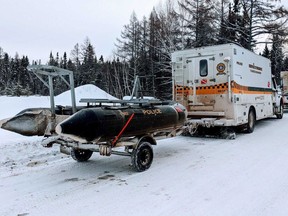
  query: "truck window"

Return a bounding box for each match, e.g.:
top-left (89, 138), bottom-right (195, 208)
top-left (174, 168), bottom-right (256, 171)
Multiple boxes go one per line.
top-left (200, 59), bottom-right (208, 77)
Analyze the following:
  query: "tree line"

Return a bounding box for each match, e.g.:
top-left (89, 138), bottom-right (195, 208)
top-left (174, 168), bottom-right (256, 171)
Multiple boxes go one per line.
top-left (0, 0), bottom-right (288, 99)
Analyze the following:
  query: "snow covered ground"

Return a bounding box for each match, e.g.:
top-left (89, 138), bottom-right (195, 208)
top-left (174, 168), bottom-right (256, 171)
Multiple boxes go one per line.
top-left (1, 85), bottom-right (288, 216)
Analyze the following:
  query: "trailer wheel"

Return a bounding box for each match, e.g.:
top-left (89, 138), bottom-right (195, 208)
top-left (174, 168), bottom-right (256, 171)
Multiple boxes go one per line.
top-left (71, 148), bottom-right (93, 162)
top-left (131, 142), bottom-right (153, 172)
top-left (246, 109), bottom-right (256, 133)
top-left (276, 103), bottom-right (283, 119)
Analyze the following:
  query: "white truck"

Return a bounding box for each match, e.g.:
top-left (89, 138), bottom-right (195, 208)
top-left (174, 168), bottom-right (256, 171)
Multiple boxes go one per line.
top-left (281, 71), bottom-right (288, 109)
top-left (172, 43), bottom-right (283, 135)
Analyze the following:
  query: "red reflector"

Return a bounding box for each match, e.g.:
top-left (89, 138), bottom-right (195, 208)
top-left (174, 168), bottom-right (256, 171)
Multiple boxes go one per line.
top-left (175, 106), bottom-right (183, 112)
top-left (201, 79), bottom-right (207, 84)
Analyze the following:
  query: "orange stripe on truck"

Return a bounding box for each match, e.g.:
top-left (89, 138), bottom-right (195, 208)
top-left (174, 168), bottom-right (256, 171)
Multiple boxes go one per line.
top-left (175, 81), bottom-right (273, 96)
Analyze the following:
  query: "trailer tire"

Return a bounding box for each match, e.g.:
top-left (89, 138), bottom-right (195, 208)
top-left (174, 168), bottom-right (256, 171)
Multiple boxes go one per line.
top-left (131, 142), bottom-right (153, 172)
top-left (71, 148), bottom-right (93, 162)
top-left (246, 109), bottom-right (256, 133)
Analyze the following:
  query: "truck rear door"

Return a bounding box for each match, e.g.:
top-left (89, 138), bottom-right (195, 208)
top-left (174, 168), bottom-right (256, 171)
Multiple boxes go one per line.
top-left (187, 55), bottom-right (216, 112)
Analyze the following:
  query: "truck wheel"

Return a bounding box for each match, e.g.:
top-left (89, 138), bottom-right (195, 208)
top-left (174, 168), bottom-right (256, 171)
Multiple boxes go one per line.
top-left (131, 142), bottom-right (153, 172)
top-left (246, 109), bottom-right (256, 133)
top-left (276, 104), bottom-right (283, 119)
top-left (71, 148), bottom-right (93, 162)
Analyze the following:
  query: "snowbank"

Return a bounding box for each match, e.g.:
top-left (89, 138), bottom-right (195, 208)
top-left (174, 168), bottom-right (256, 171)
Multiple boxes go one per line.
top-left (55, 84), bottom-right (118, 106)
top-left (0, 84), bottom-right (117, 119)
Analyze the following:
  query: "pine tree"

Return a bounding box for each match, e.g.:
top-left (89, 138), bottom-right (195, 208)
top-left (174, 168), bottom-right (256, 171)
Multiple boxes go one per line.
top-left (153, 0), bottom-right (181, 99)
top-left (0, 47), bottom-right (5, 93)
top-left (218, 0), bottom-right (230, 44)
top-left (240, 0), bottom-right (288, 50)
top-left (59, 52), bottom-right (67, 69)
top-left (80, 38), bottom-right (97, 86)
top-left (2, 53), bottom-right (10, 94)
top-left (282, 56), bottom-right (288, 71)
top-left (49, 52), bottom-right (57, 66)
top-left (262, 44), bottom-right (270, 58)
top-left (178, 0), bottom-right (219, 48)
top-left (115, 12), bottom-right (142, 96)
top-left (70, 43), bottom-right (81, 69)
top-left (270, 34), bottom-right (284, 83)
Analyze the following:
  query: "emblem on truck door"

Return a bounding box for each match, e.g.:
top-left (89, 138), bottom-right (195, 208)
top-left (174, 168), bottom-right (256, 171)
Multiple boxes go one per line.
top-left (216, 63), bottom-right (226, 75)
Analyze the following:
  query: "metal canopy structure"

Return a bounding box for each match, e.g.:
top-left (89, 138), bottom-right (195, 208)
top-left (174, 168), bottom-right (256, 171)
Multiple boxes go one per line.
top-left (130, 75), bottom-right (156, 100)
top-left (27, 65), bottom-right (77, 115)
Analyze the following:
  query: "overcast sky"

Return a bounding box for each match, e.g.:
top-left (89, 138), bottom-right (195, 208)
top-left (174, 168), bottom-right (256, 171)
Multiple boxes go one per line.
top-left (0, 0), bottom-right (287, 63)
top-left (0, 0), bottom-right (161, 63)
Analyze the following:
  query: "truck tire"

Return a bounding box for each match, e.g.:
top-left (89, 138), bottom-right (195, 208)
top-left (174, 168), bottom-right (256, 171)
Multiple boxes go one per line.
top-left (131, 142), bottom-right (153, 172)
top-left (276, 103), bottom-right (283, 119)
top-left (71, 148), bottom-right (93, 162)
top-left (246, 109), bottom-right (256, 133)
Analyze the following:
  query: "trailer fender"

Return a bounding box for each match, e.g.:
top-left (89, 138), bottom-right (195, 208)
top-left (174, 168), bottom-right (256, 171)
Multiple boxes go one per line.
top-left (137, 135), bottom-right (157, 146)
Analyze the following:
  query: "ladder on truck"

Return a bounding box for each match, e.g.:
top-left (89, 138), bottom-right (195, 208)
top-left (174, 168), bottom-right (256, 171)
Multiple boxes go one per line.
top-left (173, 61), bottom-right (186, 105)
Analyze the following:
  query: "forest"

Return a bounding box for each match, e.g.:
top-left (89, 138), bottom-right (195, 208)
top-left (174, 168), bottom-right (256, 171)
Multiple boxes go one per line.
top-left (0, 0), bottom-right (288, 100)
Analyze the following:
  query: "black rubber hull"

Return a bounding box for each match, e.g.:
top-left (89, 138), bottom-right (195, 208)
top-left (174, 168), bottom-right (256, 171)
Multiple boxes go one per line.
top-left (56, 104), bottom-right (187, 142)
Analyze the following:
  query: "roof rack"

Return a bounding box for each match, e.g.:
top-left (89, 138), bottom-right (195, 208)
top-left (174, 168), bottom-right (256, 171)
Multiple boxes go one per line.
top-left (79, 98), bottom-right (171, 107)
